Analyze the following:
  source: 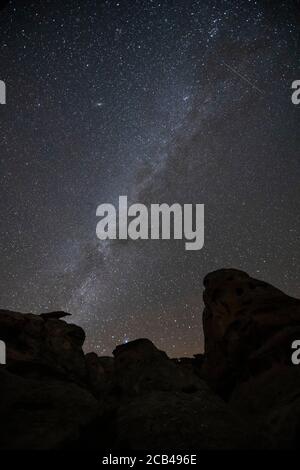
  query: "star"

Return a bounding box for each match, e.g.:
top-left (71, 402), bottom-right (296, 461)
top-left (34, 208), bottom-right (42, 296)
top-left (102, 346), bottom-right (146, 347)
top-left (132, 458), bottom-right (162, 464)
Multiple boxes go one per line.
top-left (0, 0), bottom-right (298, 359)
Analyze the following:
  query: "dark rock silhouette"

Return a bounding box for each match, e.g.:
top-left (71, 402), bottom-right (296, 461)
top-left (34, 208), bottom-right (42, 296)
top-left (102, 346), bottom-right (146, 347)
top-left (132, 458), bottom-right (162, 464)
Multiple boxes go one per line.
top-left (0, 367), bottom-right (98, 450)
top-left (0, 269), bottom-right (299, 449)
top-left (230, 366), bottom-right (300, 449)
top-left (114, 389), bottom-right (252, 450)
top-left (113, 338), bottom-right (203, 396)
top-left (0, 309), bottom-right (86, 383)
top-left (202, 269), bottom-right (300, 395)
top-left (39, 311), bottom-right (72, 320)
top-left (201, 269), bottom-right (300, 449)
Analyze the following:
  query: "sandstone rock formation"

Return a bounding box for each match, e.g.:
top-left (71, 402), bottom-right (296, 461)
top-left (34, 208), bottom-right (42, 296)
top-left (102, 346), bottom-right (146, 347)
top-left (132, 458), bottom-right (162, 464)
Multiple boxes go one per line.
top-left (201, 268), bottom-right (300, 448)
top-left (230, 365), bottom-right (300, 449)
top-left (115, 389), bottom-right (253, 449)
top-left (0, 269), bottom-right (299, 450)
top-left (202, 269), bottom-right (300, 396)
top-left (0, 367), bottom-right (98, 450)
top-left (0, 309), bottom-right (87, 383)
top-left (113, 338), bottom-right (203, 395)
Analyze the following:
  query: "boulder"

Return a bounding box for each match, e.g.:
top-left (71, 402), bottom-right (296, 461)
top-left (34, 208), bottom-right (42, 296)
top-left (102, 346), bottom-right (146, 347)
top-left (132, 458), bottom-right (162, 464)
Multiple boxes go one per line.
top-left (115, 388), bottom-right (257, 449)
top-left (0, 368), bottom-right (98, 450)
top-left (1, 267), bottom-right (299, 450)
top-left (0, 309), bottom-right (87, 383)
top-left (113, 338), bottom-right (203, 396)
top-left (230, 365), bottom-right (300, 449)
top-left (201, 269), bottom-right (300, 395)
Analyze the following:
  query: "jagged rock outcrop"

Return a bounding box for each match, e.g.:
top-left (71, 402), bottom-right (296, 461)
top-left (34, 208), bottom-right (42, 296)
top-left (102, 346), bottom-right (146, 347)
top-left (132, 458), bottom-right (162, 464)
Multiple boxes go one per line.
top-left (113, 338), bottom-right (203, 395)
top-left (0, 309), bottom-right (87, 383)
top-left (39, 311), bottom-right (72, 320)
top-left (0, 269), bottom-right (299, 449)
top-left (0, 307), bottom-right (255, 450)
top-left (202, 269), bottom-right (300, 396)
top-left (201, 268), bottom-right (300, 449)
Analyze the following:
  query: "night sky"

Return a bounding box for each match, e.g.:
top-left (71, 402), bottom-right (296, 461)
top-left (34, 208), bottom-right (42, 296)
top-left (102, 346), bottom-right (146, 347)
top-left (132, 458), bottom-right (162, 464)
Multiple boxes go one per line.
top-left (0, 0), bottom-right (299, 357)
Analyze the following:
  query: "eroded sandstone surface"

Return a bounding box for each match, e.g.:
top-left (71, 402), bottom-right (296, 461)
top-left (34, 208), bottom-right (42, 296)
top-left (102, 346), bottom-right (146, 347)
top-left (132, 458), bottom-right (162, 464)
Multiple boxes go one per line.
top-left (0, 269), bottom-right (299, 449)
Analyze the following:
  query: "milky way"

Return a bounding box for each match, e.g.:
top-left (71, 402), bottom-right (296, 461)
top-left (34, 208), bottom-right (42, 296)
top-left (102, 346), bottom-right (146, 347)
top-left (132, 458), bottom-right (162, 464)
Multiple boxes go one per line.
top-left (0, 0), bottom-right (299, 357)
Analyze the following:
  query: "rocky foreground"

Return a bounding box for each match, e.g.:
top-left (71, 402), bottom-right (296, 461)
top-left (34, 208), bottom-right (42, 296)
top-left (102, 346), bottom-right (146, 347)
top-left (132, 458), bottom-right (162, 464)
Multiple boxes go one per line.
top-left (0, 268), bottom-right (300, 450)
